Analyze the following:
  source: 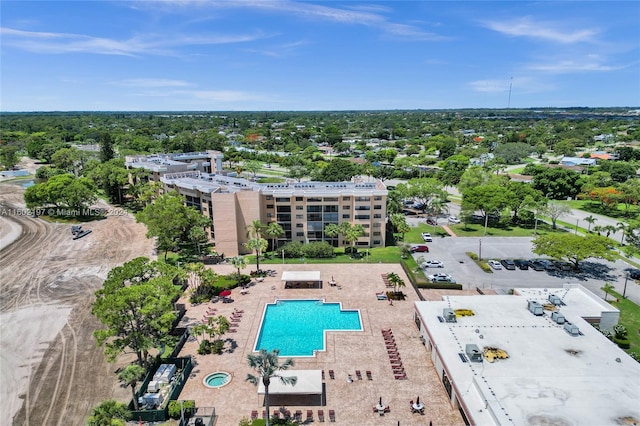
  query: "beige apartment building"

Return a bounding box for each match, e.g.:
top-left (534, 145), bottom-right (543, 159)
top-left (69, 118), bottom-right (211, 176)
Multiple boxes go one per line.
top-left (126, 152), bottom-right (388, 256)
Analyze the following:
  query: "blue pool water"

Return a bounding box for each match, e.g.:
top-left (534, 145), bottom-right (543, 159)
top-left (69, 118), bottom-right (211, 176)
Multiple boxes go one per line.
top-left (254, 299), bottom-right (362, 357)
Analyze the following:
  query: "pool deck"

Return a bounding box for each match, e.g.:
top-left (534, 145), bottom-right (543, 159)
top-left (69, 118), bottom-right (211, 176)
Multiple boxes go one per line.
top-left (177, 263), bottom-right (465, 425)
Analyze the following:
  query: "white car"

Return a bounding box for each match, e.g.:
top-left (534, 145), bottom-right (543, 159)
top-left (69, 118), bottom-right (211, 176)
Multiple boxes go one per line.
top-left (488, 260), bottom-right (502, 270)
top-left (422, 259), bottom-right (444, 268)
top-left (428, 273), bottom-right (456, 283)
top-left (448, 216), bottom-right (461, 224)
top-left (421, 232), bottom-right (433, 242)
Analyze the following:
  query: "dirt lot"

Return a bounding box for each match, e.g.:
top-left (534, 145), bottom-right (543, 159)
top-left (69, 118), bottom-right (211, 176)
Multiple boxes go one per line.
top-left (0, 181), bottom-right (156, 425)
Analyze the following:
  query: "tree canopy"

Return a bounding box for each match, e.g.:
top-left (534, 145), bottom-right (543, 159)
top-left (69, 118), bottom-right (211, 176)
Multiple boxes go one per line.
top-left (531, 234), bottom-right (615, 270)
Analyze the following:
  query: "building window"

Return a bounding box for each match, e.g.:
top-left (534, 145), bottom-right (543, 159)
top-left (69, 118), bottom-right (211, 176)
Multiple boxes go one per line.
top-left (277, 206), bottom-right (291, 212)
top-left (342, 214), bottom-right (350, 219)
top-left (343, 205), bottom-right (350, 210)
top-left (307, 213), bottom-right (322, 221)
top-left (266, 204), bottom-right (274, 209)
top-left (342, 196), bottom-right (351, 201)
top-left (296, 197), bottom-right (303, 201)
top-left (355, 196), bottom-right (370, 202)
top-left (277, 214), bottom-right (291, 221)
top-left (307, 197), bottom-right (321, 202)
top-left (373, 232), bottom-right (381, 236)
top-left (296, 223), bottom-right (304, 228)
top-left (374, 205), bottom-right (382, 210)
top-left (373, 240), bottom-right (381, 245)
top-left (276, 197), bottom-right (290, 202)
top-left (374, 196), bottom-right (382, 201)
top-left (267, 213), bottom-right (273, 218)
top-left (355, 214), bottom-right (370, 220)
top-left (296, 232), bottom-right (304, 237)
top-left (324, 205), bottom-right (338, 212)
top-left (323, 197), bottom-right (338, 202)
top-left (355, 206), bottom-right (370, 211)
top-left (296, 214), bottom-right (303, 219)
top-left (374, 214), bottom-right (382, 219)
top-left (373, 223), bottom-right (381, 227)
top-left (362, 224), bottom-right (370, 228)
top-left (307, 205), bottom-right (322, 212)
top-left (266, 195), bottom-right (273, 200)
top-left (295, 205), bottom-right (304, 210)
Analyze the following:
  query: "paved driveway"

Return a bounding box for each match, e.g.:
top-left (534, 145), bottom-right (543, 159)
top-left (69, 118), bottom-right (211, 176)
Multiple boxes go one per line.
top-left (412, 236), bottom-right (640, 305)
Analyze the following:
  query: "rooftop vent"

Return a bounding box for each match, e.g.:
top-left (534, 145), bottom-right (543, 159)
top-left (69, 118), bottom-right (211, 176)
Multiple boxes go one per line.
top-left (548, 294), bottom-right (562, 306)
top-left (527, 300), bottom-right (544, 316)
top-left (465, 344), bottom-right (483, 362)
top-left (551, 311), bottom-right (566, 324)
top-left (564, 322), bottom-right (580, 336)
top-left (443, 308), bottom-right (457, 323)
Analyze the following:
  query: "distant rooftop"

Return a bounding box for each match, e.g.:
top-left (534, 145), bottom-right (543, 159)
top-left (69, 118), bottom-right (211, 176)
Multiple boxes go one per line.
top-left (415, 284), bottom-right (639, 426)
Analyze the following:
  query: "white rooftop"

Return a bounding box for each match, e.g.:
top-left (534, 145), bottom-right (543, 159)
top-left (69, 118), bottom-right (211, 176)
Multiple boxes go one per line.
top-left (415, 285), bottom-right (640, 426)
top-left (281, 271), bottom-right (321, 282)
top-left (257, 370), bottom-right (322, 395)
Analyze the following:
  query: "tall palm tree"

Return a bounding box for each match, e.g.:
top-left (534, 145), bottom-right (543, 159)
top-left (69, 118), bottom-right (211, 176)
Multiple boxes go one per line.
top-left (244, 238), bottom-right (268, 272)
top-left (230, 256), bottom-right (248, 285)
top-left (118, 364), bottom-right (146, 410)
top-left (584, 215), bottom-right (597, 232)
top-left (265, 222), bottom-right (285, 252)
top-left (246, 349), bottom-right (297, 426)
top-left (87, 399), bottom-right (130, 426)
top-left (387, 272), bottom-right (405, 295)
top-left (246, 219), bottom-right (265, 240)
top-left (602, 283), bottom-right (614, 301)
top-left (617, 222), bottom-right (629, 244)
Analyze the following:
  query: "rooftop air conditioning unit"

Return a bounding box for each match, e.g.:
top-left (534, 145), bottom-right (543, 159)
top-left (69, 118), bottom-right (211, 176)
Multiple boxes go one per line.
top-left (465, 344), bottom-right (483, 362)
top-left (443, 308), bottom-right (457, 323)
top-left (527, 300), bottom-right (544, 316)
top-left (564, 323), bottom-right (580, 336)
top-left (548, 294), bottom-right (562, 306)
top-left (551, 311), bottom-right (565, 324)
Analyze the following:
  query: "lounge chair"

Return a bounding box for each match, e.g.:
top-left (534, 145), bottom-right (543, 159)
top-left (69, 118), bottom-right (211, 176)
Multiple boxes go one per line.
top-left (263, 410), bottom-right (267, 419)
top-left (329, 409), bottom-right (335, 422)
top-left (228, 328), bottom-right (237, 333)
top-left (295, 410), bottom-right (302, 421)
top-left (366, 370), bottom-right (372, 380)
top-left (322, 370), bottom-right (325, 380)
top-left (329, 369), bottom-right (335, 379)
top-left (355, 370), bottom-right (362, 380)
top-left (284, 410), bottom-right (291, 419)
top-left (251, 410), bottom-right (258, 420)
top-left (318, 410), bottom-right (325, 422)
top-left (306, 410), bottom-right (313, 421)
top-left (272, 410), bottom-right (280, 419)
top-left (384, 406), bottom-right (390, 413)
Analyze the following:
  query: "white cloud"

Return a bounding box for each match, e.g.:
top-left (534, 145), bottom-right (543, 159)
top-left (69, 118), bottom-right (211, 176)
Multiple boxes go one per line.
top-left (243, 40), bottom-right (308, 58)
top-left (469, 77), bottom-right (551, 94)
top-left (527, 55), bottom-right (620, 73)
top-left (481, 17), bottom-right (598, 44)
top-left (0, 26), bottom-right (268, 56)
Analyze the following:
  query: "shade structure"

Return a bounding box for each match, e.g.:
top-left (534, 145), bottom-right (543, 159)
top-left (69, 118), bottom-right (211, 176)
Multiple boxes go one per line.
top-left (219, 290), bottom-right (232, 297)
top-left (257, 370), bottom-right (322, 395)
top-left (281, 271), bottom-right (322, 289)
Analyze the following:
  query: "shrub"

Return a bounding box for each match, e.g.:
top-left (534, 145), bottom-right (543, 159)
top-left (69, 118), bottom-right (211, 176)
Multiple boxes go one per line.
top-left (197, 340), bottom-right (212, 355)
top-left (211, 339), bottom-right (224, 354)
top-left (345, 246), bottom-right (358, 254)
top-left (614, 337), bottom-right (631, 349)
top-left (168, 400), bottom-right (195, 419)
top-left (303, 241), bottom-right (335, 258)
top-left (280, 241), bottom-right (304, 258)
top-left (466, 251), bottom-right (478, 261)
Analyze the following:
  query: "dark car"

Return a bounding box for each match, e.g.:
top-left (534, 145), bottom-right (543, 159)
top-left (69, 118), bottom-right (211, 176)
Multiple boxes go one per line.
top-left (513, 259), bottom-right (529, 270)
top-left (627, 269), bottom-right (640, 279)
top-left (529, 260), bottom-right (546, 271)
top-left (553, 261), bottom-right (572, 271)
top-left (426, 218), bottom-right (437, 226)
top-left (410, 245), bottom-right (429, 253)
top-left (500, 259), bottom-right (516, 270)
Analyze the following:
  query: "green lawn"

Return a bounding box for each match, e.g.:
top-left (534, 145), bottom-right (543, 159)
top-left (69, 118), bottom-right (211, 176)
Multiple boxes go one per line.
top-left (256, 246), bottom-right (401, 264)
top-left (403, 223), bottom-right (447, 243)
top-left (558, 199), bottom-right (639, 219)
top-left (447, 222), bottom-right (560, 237)
top-left (603, 288), bottom-right (640, 357)
top-left (256, 177), bottom-right (285, 183)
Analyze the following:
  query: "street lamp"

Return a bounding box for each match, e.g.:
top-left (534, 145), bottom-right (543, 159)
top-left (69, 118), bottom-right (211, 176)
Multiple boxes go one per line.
top-left (574, 218), bottom-right (579, 235)
top-left (479, 239), bottom-right (482, 261)
top-left (623, 273), bottom-right (629, 298)
top-left (281, 249), bottom-right (285, 265)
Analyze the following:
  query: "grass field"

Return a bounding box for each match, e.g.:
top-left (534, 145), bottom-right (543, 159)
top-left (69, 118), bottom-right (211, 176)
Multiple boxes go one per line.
top-left (603, 288), bottom-right (640, 357)
top-left (447, 221), bottom-right (560, 237)
top-left (558, 199), bottom-right (639, 219)
top-left (257, 245), bottom-right (401, 264)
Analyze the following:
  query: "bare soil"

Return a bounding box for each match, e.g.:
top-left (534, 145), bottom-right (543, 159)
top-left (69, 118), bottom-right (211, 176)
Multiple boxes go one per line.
top-left (0, 181), bottom-right (155, 425)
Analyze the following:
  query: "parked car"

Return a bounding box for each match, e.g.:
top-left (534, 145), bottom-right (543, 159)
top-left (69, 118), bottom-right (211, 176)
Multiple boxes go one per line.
top-left (628, 269), bottom-right (640, 280)
top-left (553, 261), bottom-right (572, 271)
top-left (421, 232), bottom-right (433, 242)
top-left (426, 218), bottom-right (437, 226)
top-left (529, 260), bottom-right (546, 271)
top-left (513, 259), bottom-right (529, 270)
top-left (422, 259), bottom-right (444, 268)
top-left (500, 259), bottom-right (516, 270)
top-left (488, 260), bottom-right (502, 270)
top-left (410, 245), bottom-right (429, 253)
top-left (428, 273), bottom-right (456, 283)
top-left (448, 216), bottom-right (461, 224)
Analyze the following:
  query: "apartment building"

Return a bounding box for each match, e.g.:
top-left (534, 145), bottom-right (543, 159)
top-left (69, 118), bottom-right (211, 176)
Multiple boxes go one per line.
top-left (125, 150), bottom-right (224, 180)
top-left (126, 153), bottom-right (387, 256)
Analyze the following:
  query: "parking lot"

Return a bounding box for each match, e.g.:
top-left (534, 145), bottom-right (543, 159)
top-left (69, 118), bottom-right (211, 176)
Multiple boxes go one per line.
top-left (412, 236), bottom-right (640, 305)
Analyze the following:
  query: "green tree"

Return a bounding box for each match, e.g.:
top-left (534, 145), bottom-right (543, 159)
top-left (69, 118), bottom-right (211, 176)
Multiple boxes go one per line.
top-left (344, 223), bottom-right (366, 251)
top-left (244, 160), bottom-right (262, 180)
top-left (118, 364), bottom-right (146, 410)
top-left (439, 154), bottom-right (469, 185)
top-left (188, 227), bottom-right (208, 254)
top-left (389, 213), bottom-right (410, 240)
top-left (87, 399), bottom-right (130, 426)
top-left (51, 147), bottom-right (81, 174)
top-left (24, 174), bottom-right (97, 211)
top-left (265, 222), bottom-right (285, 251)
top-left (543, 202), bottom-right (571, 229)
top-left (89, 158), bottom-right (130, 204)
top-left (457, 166), bottom-right (491, 193)
top-left (92, 257), bottom-right (181, 365)
top-left (202, 315), bottom-right (230, 341)
top-left (0, 146), bottom-right (20, 169)
top-left (230, 256), bottom-right (248, 285)
top-left (387, 272), bottom-right (405, 295)
top-left (506, 182), bottom-right (544, 224)
top-left (246, 349), bottom-right (297, 426)
top-left (316, 158), bottom-right (360, 182)
top-left (618, 178), bottom-right (640, 216)
top-left (602, 283), bottom-right (614, 301)
top-left (461, 184), bottom-right (512, 234)
top-left (532, 234), bottom-right (615, 270)
top-left (245, 238), bottom-right (268, 272)
top-left (136, 192), bottom-right (210, 260)
top-left (100, 131), bottom-right (116, 162)
top-left (246, 219), bottom-right (265, 239)
top-left (584, 215), bottom-right (598, 233)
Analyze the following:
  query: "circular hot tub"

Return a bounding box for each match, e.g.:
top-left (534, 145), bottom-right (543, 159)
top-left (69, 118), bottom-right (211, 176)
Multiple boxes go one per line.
top-left (203, 371), bottom-right (231, 388)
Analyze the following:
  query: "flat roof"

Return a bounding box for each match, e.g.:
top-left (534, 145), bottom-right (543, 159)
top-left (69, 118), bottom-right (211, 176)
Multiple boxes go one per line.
top-left (281, 271), bottom-right (321, 282)
top-left (414, 286), bottom-right (640, 425)
top-left (257, 370), bottom-right (322, 395)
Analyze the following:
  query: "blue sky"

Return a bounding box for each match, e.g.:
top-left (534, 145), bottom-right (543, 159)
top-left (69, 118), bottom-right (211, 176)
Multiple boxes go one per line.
top-left (1, 1), bottom-right (639, 111)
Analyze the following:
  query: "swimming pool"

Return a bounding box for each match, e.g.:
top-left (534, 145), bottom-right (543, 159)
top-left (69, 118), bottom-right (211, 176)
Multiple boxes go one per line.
top-left (254, 299), bottom-right (362, 357)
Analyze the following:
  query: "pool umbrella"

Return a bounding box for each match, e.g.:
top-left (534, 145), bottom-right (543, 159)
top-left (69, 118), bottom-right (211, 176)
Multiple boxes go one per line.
top-left (219, 290), bottom-right (232, 297)
top-left (416, 396), bottom-right (420, 405)
top-left (379, 396), bottom-right (382, 406)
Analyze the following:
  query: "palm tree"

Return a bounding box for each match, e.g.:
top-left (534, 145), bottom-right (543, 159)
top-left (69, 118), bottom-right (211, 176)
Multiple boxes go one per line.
top-left (246, 219), bottom-right (265, 240)
top-left (230, 256), bottom-right (248, 285)
top-left (265, 222), bottom-right (285, 252)
top-left (617, 222), bottom-right (629, 244)
top-left (344, 224), bottom-right (366, 252)
top-left (602, 225), bottom-right (616, 238)
top-left (584, 215), bottom-right (597, 232)
top-left (118, 364), bottom-right (146, 410)
top-left (246, 349), bottom-right (297, 426)
top-left (87, 399), bottom-right (130, 426)
top-left (602, 283), bottom-right (614, 301)
top-left (245, 238), bottom-right (268, 272)
top-left (387, 272), bottom-right (405, 295)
